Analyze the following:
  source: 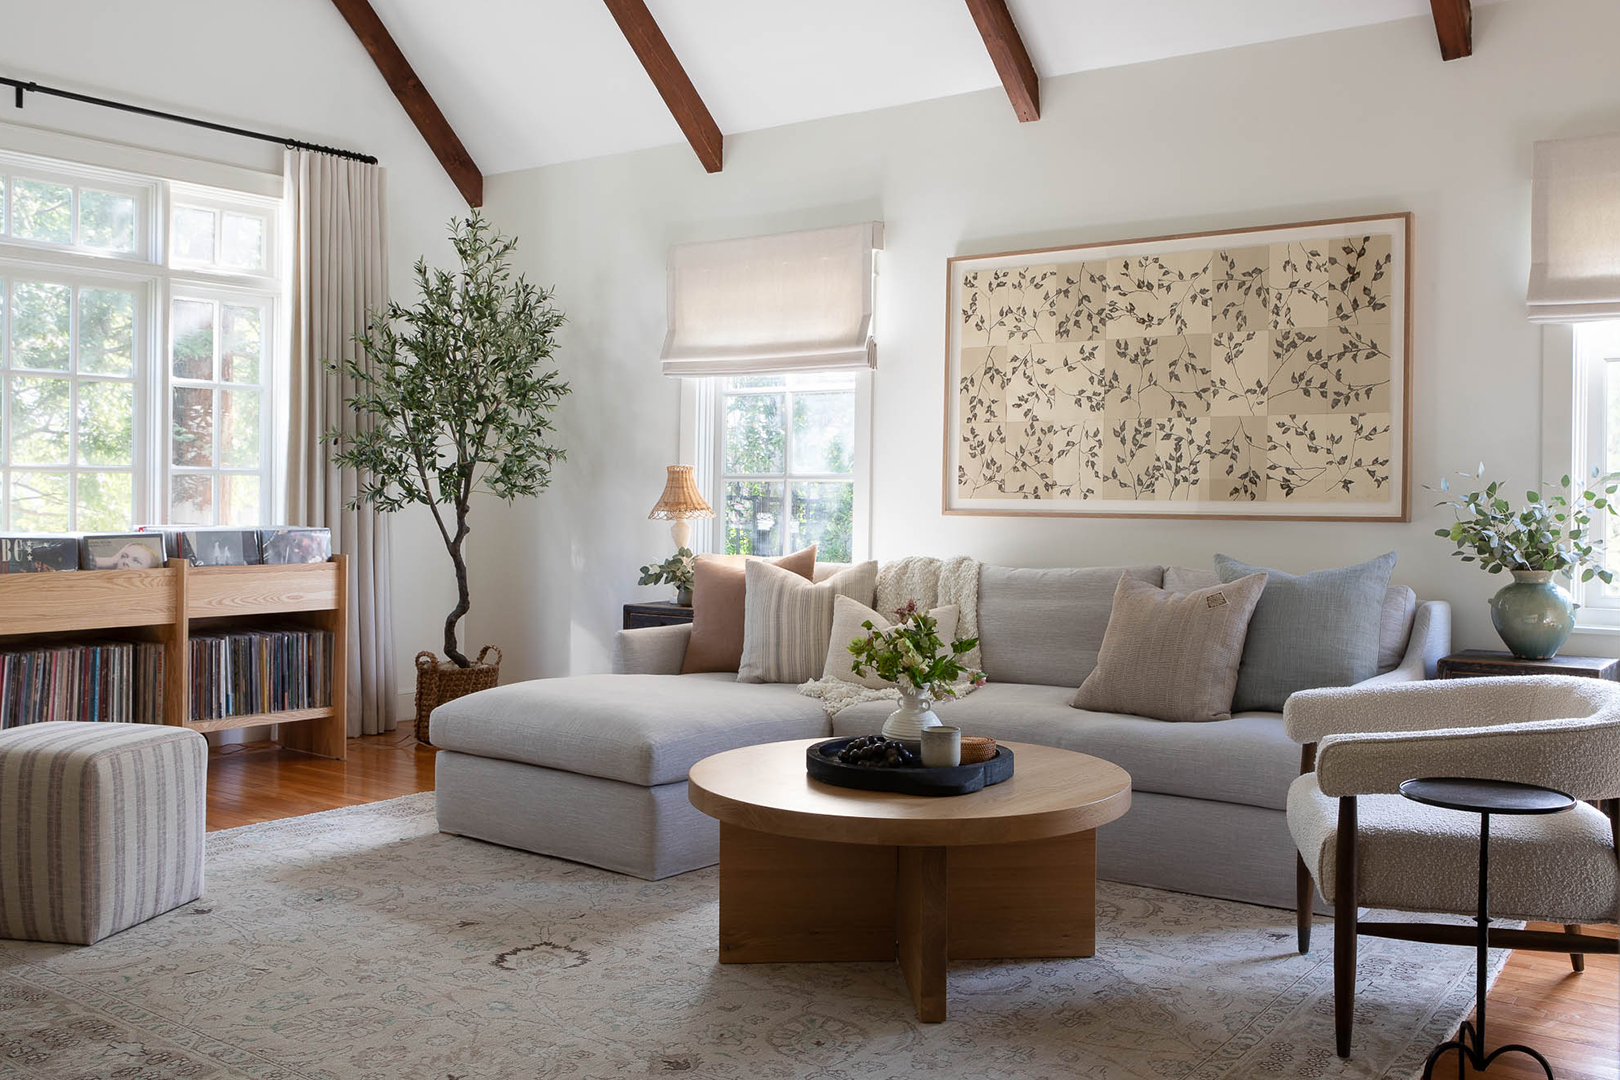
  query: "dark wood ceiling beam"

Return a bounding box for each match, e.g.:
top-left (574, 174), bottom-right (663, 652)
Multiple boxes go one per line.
top-left (964, 0), bottom-right (1040, 122)
top-left (1429, 0), bottom-right (1472, 60)
top-left (329, 0), bottom-right (484, 206)
top-left (601, 0), bottom-right (723, 173)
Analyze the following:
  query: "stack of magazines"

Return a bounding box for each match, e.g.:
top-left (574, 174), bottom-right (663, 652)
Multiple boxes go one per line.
top-left (0, 641), bottom-right (166, 728)
top-left (189, 627), bottom-right (334, 721)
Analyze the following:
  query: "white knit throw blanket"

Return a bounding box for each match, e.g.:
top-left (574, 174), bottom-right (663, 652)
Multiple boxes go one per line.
top-left (797, 555), bottom-right (983, 717)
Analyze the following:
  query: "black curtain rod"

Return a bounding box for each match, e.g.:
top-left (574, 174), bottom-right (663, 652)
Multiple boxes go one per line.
top-left (1, 76), bottom-right (378, 165)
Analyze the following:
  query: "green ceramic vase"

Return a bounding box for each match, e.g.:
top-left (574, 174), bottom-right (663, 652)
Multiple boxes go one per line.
top-left (1488, 570), bottom-right (1574, 660)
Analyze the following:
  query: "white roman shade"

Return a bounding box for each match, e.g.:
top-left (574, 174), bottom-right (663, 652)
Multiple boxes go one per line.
top-left (1529, 132), bottom-right (1620, 322)
top-left (661, 222), bottom-right (882, 377)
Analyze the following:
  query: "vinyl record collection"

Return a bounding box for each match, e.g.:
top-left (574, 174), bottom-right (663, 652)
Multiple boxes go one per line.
top-left (0, 641), bottom-right (166, 728)
top-left (190, 627), bottom-right (335, 721)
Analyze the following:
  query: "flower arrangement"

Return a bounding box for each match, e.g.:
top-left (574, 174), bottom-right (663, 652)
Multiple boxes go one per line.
top-left (1431, 466), bottom-right (1620, 585)
top-left (638, 548), bottom-right (696, 600)
top-left (848, 600), bottom-right (985, 700)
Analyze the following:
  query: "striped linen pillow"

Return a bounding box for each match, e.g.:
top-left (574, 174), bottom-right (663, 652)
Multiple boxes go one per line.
top-left (738, 559), bottom-right (879, 683)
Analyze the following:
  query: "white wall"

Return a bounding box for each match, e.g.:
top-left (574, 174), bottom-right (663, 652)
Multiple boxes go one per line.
top-left (478, 0), bottom-right (1620, 683)
top-left (0, 0), bottom-right (475, 719)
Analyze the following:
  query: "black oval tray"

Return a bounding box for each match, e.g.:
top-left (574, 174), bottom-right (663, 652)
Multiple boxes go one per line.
top-left (806, 737), bottom-right (1014, 797)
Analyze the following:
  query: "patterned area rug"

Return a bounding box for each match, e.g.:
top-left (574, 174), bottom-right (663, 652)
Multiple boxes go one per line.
top-left (1, 793), bottom-right (1506, 1080)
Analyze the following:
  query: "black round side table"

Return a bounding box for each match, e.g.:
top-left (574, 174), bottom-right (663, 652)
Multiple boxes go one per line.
top-left (1398, 777), bottom-right (1577, 1080)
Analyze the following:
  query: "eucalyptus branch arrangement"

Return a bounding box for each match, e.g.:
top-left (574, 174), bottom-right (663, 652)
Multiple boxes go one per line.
top-left (329, 213), bottom-right (568, 667)
top-left (638, 548), bottom-right (695, 593)
top-left (1430, 465), bottom-right (1620, 586)
top-left (848, 601), bottom-right (985, 700)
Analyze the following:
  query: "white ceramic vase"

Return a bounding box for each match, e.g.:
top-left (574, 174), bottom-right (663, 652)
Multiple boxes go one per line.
top-left (882, 685), bottom-right (941, 742)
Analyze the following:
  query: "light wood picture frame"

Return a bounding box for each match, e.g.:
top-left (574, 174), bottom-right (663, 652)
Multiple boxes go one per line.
top-left (943, 213), bottom-right (1413, 521)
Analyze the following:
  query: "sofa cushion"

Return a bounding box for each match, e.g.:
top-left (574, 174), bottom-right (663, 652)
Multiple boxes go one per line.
top-left (830, 682), bottom-right (1300, 810)
top-left (682, 546), bottom-right (816, 674)
top-left (429, 673), bottom-right (831, 787)
top-left (1377, 584), bottom-right (1418, 673)
top-left (1168, 565), bottom-right (1419, 676)
top-left (1215, 552), bottom-right (1398, 711)
top-left (977, 565), bottom-right (1163, 688)
top-left (1163, 565), bottom-right (1220, 593)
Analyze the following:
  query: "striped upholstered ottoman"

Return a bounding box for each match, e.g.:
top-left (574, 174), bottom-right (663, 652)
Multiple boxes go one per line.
top-left (0, 721), bottom-right (207, 945)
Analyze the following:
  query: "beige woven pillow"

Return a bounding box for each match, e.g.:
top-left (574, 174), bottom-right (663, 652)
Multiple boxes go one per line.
top-left (1072, 572), bottom-right (1268, 722)
top-left (822, 595), bottom-right (961, 689)
top-left (738, 560), bottom-right (879, 683)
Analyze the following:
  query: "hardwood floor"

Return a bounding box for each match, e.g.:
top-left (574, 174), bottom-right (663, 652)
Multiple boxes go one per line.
top-left (205, 730), bottom-right (436, 831)
top-left (1458, 923), bottom-right (1617, 1080)
top-left (206, 737), bottom-right (1617, 1076)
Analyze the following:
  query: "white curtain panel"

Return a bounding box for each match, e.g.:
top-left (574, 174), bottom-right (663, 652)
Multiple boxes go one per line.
top-left (284, 150), bottom-right (398, 736)
top-left (1529, 131), bottom-right (1620, 322)
top-left (660, 221), bottom-right (882, 376)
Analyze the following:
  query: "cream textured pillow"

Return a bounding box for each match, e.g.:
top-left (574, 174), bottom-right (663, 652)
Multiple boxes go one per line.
top-left (821, 595), bottom-right (961, 689)
top-left (738, 560), bottom-right (879, 683)
top-left (1072, 572), bottom-right (1268, 722)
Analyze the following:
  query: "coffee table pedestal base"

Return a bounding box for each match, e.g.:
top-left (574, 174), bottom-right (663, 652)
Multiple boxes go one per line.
top-left (717, 822), bottom-right (1097, 1022)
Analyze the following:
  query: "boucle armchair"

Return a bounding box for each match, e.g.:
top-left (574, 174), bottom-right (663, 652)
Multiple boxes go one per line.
top-left (1283, 676), bottom-right (1620, 1058)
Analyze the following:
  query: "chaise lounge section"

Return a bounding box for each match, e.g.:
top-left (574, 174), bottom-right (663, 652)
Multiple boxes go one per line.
top-left (431, 562), bottom-right (1451, 906)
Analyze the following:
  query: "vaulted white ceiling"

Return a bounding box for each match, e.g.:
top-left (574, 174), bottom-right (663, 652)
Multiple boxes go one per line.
top-left (367, 0), bottom-right (1505, 176)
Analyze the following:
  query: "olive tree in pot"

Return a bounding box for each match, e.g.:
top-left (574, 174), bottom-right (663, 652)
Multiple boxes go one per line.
top-left (329, 213), bottom-right (568, 741)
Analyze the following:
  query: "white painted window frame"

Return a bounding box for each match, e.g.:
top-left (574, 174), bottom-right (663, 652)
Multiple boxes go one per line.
top-left (1544, 320), bottom-right (1620, 630)
top-left (680, 371), bottom-right (873, 561)
top-left (0, 146), bottom-right (285, 532)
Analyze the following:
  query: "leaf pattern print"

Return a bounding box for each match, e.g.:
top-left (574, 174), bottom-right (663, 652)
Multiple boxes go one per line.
top-left (954, 231), bottom-right (1398, 509)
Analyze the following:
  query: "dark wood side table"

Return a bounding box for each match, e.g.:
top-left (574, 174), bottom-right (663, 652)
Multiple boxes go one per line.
top-left (1400, 777), bottom-right (1575, 1080)
top-left (1437, 649), bottom-right (1619, 681)
top-left (623, 601), bottom-right (695, 630)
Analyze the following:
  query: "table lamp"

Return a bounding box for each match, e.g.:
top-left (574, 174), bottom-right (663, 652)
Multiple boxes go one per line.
top-left (648, 464), bottom-right (713, 552)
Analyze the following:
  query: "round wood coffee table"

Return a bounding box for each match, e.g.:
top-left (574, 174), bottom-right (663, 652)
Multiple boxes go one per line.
top-left (688, 739), bottom-right (1131, 1022)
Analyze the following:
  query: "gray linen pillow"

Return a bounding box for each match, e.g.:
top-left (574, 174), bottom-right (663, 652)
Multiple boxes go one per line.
top-left (1071, 572), bottom-right (1268, 723)
top-left (1214, 551), bottom-right (1398, 712)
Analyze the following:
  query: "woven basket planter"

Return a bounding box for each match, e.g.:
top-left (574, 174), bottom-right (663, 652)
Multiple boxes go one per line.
top-left (414, 645), bottom-right (502, 746)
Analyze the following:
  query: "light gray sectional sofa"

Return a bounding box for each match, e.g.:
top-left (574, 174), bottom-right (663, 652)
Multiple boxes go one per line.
top-left (431, 562), bottom-right (1451, 909)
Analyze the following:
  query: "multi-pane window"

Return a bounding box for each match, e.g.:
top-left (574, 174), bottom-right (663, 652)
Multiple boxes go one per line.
top-left (2, 173), bottom-right (141, 255)
top-left (1, 272), bottom-right (142, 530)
top-left (168, 293), bottom-right (268, 524)
top-left (715, 372), bottom-right (864, 562)
top-left (0, 153), bottom-right (281, 532)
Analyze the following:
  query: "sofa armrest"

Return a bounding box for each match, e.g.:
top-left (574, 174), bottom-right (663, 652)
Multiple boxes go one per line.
top-left (1354, 599), bottom-right (1452, 688)
top-left (612, 623), bottom-right (692, 675)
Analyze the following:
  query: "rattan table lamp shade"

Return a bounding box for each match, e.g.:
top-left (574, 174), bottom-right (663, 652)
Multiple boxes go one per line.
top-left (649, 465), bottom-right (713, 550)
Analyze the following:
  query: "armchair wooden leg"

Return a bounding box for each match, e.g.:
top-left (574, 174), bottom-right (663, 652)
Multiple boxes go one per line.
top-left (1335, 796), bottom-right (1358, 1059)
top-left (1296, 741), bottom-right (1318, 958)
top-left (1296, 852), bottom-right (1312, 954)
top-left (1567, 924), bottom-right (1586, 972)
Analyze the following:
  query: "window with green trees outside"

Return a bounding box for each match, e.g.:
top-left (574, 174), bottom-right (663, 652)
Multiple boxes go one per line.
top-left (719, 371), bottom-right (860, 562)
top-left (0, 153), bottom-right (281, 532)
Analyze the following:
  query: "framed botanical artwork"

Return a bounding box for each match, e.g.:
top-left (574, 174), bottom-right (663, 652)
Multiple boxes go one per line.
top-left (944, 213), bottom-right (1412, 521)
